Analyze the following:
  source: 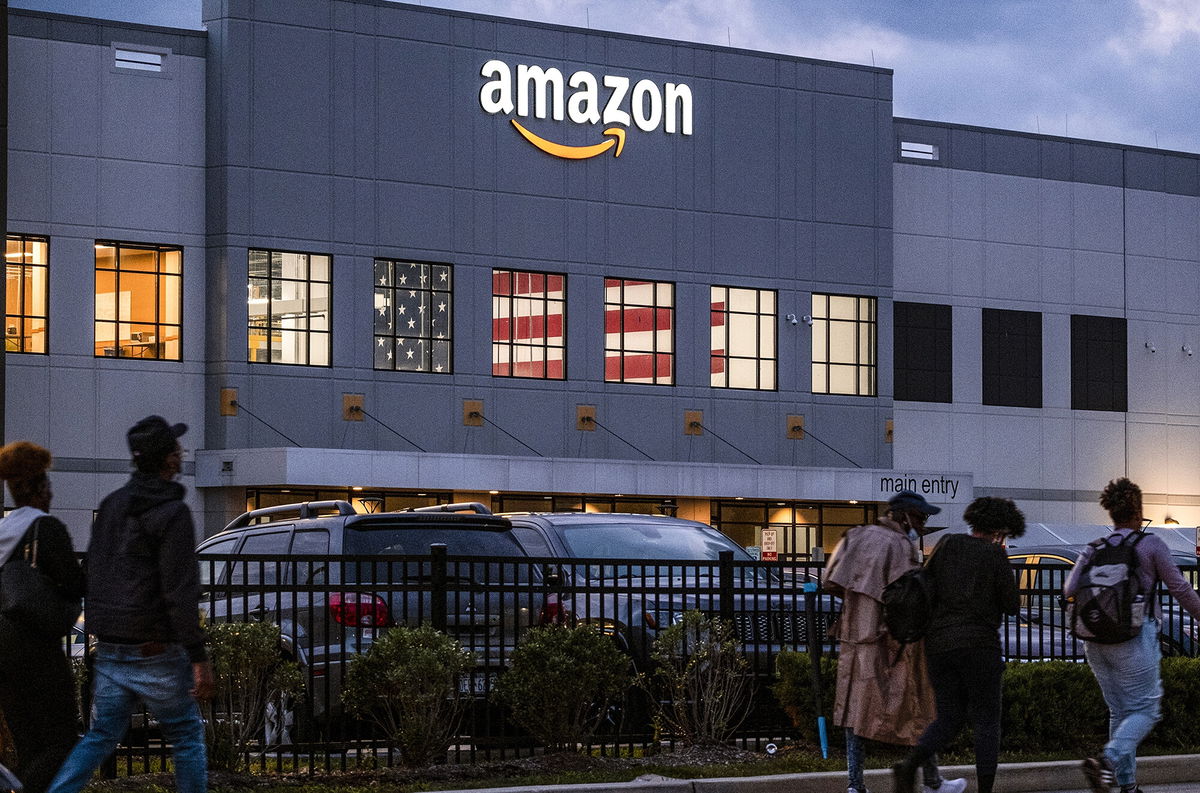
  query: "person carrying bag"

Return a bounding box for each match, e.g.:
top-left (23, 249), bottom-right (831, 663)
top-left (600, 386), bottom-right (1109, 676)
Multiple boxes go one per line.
top-left (0, 442), bottom-right (84, 793)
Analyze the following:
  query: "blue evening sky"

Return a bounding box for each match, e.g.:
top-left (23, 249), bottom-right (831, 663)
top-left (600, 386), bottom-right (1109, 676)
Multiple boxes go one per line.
top-left (14, 0), bottom-right (1200, 154)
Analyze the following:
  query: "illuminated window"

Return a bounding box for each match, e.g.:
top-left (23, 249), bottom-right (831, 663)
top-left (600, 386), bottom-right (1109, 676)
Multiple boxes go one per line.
top-left (248, 249), bottom-right (331, 366)
top-left (811, 293), bottom-right (876, 396)
top-left (604, 278), bottom-right (673, 385)
top-left (492, 269), bottom-right (565, 379)
top-left (6, 234), bottom-right (48, 354)
top-left (711, 286), bottom-right (776, 389)
top-left (374, 259), bottom-right (452, 373)
top-left (94, 241), bottom-right (182, 360)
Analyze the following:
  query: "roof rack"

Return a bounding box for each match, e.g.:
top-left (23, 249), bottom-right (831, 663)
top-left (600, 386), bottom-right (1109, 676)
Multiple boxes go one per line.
top-left (223, 500), bottom-right (358, 531)
top-left (405, 501), bottom-right (493, 515)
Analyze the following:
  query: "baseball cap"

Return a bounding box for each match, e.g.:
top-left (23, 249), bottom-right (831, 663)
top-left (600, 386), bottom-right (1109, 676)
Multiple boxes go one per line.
top-left (887, 489), bottom-right (942, 516)
top-left (127, 415), bottom-right (187, 462)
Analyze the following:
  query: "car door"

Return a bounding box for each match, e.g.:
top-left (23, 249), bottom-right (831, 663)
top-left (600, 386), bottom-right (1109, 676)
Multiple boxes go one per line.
top-left (228, 528), bottom-right (293, 626)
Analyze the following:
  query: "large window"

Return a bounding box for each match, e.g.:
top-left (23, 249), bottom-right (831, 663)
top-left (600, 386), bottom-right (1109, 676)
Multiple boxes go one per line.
top-left (6, 234), bottom-right (48, 353)
top-left (248, 249), bottom-right (330, 366)
top-left (1071, 315), bottom-right (1127, 412)
top-left (94, 241), bottom-right (181, 360)
top-left (711, 286), bottom-right (776, 389)
top-left (492, 269), bottom-right (565, 379)
top-left (893, 301), bottom-right (952, 402)
top-left (982, 308), bottom-right (1042, 408)
top-left (811, 293), bottom-right (876, 396)
top-left (374, 259), bottom-right (452, 373)
top-left (604, 278), bottom-right (673, 384)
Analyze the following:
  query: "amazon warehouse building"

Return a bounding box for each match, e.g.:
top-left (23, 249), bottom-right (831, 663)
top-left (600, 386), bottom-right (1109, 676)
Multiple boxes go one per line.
top-left (7, 0), bottom-right (1200, 555)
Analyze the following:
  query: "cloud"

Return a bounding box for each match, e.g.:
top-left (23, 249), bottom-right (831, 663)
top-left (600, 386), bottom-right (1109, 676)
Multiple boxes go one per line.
top-left (1109, 0), bottom-right (1200, 58)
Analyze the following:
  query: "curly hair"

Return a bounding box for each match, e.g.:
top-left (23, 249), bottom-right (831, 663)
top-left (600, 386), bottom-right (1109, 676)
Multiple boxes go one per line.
top-left (1100, 477), bottom-right (1142, 524)
top-left (0, 440), bottom-right (51, 505)
top-left (962, 496), bottom-right (1027, 539)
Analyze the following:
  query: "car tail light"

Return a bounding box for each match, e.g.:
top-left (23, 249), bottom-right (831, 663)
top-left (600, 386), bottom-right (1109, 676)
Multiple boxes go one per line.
top-left (538, 594), bottom-right (575, 627)
top-left (329, 592), bottom-right (391, 627)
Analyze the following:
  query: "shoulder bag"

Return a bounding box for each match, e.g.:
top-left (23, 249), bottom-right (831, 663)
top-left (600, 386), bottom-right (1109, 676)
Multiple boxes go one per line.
top-left (0, 519), bottom-right (83, 639)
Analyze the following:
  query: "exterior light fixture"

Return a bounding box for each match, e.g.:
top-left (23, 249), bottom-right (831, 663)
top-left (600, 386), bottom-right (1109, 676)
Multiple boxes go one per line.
top-left (488, 489), bottom-right (500, 495)
top-left (1164, 516), bottom-right (1180, 525)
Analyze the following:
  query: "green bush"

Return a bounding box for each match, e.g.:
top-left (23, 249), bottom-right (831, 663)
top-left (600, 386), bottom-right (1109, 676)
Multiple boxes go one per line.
top-left (206, 621), bottom-right (304, 771)
top-left (1000, 660), bottom-right (1107, 752)
top-left (491, 624), bottom-right (633, 752)
top-left (341, 625), bottom-right (474, 767)
top-left (641, 610), bottom-right (753, 746)
top-left (772, 651), bottom-right (838, 745)
top-left (774, 654), bottom-right (1200, 755)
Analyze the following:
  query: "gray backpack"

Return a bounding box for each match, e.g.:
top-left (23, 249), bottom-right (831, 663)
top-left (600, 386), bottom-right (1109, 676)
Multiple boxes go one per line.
top-left (1067, 532), bottom-right (1148, 644)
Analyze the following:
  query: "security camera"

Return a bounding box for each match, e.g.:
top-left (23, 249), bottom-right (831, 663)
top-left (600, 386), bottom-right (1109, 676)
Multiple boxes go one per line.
top-left (802, 314), bottom-right (813, 326)
top-left (1185, 345), bottom-right (1194, 357)
top-left (785, 313), bottom-right (799, 325)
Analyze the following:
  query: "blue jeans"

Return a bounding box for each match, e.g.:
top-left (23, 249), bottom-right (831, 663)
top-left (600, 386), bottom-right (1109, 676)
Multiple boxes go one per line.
top-left (846, 729), bottom-right (941, 791)
top-left (46, 643), bottom-right (206, 793)
top-left (1085, 618), bottom-right (1162, 789)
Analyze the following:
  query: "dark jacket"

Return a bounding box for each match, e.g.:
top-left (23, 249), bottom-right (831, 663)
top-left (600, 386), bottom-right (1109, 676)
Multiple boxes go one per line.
top-left (85, 472), bottom-right (207, 662)
top-left (0, 514), bottom-right (85, 643)
top-left (923, 533), bottom-right (1020, 656)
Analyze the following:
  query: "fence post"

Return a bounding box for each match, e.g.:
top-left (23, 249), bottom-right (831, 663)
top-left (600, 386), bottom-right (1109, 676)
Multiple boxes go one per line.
top-left (430, 543), bottom-right (447, 632)
top-left (718, 550), bottom-right (734, 625)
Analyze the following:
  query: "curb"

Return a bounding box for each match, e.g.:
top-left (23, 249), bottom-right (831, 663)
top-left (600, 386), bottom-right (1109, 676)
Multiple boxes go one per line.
top-left (441, 753), bottom-right (1200, 793)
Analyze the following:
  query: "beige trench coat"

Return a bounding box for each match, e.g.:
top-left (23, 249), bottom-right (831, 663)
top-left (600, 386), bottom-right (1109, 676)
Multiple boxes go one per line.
top-left (823, 518), bottom-right (937, 745)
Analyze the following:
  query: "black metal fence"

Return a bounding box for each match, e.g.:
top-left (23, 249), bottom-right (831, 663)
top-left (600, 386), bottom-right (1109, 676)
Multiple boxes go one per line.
top-left (85, 551), bottom-right (1199, 773)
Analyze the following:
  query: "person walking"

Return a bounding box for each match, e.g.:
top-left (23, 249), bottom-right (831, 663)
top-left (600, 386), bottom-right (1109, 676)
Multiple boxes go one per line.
top-left (46, 416), bottom-right (213, 793)
top-left (1066, 478), bottom-right (1200, 793)
top-left (0, 442), bottom-right (85, 793)
top-left (892, 496), bottom-right (1023, 793)
top-left (824, 490), bottom-right (965, 793)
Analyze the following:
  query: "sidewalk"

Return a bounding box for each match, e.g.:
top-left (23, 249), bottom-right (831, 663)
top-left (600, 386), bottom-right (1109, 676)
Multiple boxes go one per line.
top-left (440, 753), bottom-right (1200, 793)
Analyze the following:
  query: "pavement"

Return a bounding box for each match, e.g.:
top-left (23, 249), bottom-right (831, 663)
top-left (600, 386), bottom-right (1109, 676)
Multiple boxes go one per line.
top-left (434, 753), bottom-right (1200, 793)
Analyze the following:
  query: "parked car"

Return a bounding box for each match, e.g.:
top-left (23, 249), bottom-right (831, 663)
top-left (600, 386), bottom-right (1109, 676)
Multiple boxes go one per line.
top-left (196, 500), bottom-right (537, 740)
top-left (1004, 545), bottom-right (1200, 660)
top-left (502, 511), bottom-right (839, 670)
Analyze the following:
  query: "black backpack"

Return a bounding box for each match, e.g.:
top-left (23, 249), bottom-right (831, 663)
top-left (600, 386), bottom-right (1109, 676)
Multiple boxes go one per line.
top-left (1067, 532), bottom-right (1149, 644)
top-left (882, 566), bottom-right (935, 645)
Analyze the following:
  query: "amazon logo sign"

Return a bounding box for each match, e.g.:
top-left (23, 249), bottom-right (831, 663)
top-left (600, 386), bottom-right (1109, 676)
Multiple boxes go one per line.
top-left (479, 59), bottom-right (693, 160)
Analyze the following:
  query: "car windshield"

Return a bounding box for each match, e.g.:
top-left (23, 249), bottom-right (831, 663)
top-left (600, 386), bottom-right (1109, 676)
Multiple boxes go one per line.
top-left (556, 521), bottom-right (759, 579)
top-left (343, 525), bottom-right (530, 583)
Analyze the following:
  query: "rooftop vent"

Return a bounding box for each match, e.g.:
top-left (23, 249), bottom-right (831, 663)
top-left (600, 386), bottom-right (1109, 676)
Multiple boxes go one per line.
top-left (115, 48), bottom-right (163, 72)
top-left (899, 141), bottom-right (939, 161)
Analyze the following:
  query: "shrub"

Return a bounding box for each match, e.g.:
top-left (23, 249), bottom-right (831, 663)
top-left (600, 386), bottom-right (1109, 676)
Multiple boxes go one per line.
top-left (641, 610), bottom-right (753, 746)
top-left (491, 624), bottom-right (633, 752)
top-left (772, 651), bottom-right (838, 745)
top-left (1155, 657), bottom-right (1200, 749)
top-left (341, 625), bottom-right (474, 767)
top-left (1000, 660), bottom-right (1107, 752)
top-left (206, 622), bottom-right (304, 770)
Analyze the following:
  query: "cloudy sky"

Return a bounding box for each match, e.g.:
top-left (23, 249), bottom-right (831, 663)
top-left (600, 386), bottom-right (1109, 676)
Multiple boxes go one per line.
top-left (16, 0), bottom-right (1200, 154)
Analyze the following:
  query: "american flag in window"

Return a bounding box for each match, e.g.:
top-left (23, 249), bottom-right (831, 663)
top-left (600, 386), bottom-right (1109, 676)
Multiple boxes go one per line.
top-left (373, 260), bottom-right (452, 373)
top-left (492, 269), bottom-right (566, 379)
top-left (604, 278), bottom-right (673, 385)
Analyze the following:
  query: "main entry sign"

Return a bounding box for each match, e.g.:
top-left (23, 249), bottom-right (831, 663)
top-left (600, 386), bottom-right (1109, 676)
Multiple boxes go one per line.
top-left (479, 60), bottom-right (694, 160)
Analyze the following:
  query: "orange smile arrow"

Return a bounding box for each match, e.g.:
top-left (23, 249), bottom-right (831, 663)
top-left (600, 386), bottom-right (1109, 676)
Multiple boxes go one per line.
top-left (510, 120), bottom-right (626, 159)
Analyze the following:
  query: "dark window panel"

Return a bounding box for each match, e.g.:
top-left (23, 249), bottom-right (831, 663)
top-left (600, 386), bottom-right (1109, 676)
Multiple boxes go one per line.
top-left (982, 307), bottom-right (1042, 408)
top-left (893, 301), bottom-right (952, 403)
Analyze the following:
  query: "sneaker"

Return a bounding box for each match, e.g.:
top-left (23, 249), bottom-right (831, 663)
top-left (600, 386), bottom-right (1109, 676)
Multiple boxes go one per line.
top-left (925, 779), bottom-right (968, 793)
top-left (1082, 756), bottom-right (1116, 793)
top-left (893, 762), bottom-right (918, 793)
top-left (0, 763), bottom-right (22, 793)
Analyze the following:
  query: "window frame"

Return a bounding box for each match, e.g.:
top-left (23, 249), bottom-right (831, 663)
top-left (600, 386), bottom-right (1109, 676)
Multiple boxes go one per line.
top-left (810, 293), bottom-right (877, 397)
top-left (5, 233), bottom-right (49, 354)
top-left (710, 285), bottom-right (777, 390)
top-left (604, 277), bottom-right (675, 386)
top-left (1070, 314), bottom-right (1127, 412)
top-left (94, 239), bottom-right (183, 361)
top-left (373, 258), bottom-right (453, 374)
top-left (982, 307), bottom-right (1043, 408)
top-left (247, 247), bottom-right (332, 367)
top-left (491, 268), bottom-right (567, 380)
top-left (893, 301), bottom-right (953, 403)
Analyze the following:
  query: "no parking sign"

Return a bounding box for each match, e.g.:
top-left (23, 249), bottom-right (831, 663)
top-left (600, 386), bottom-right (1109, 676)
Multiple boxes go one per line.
top-left (761, 528), bottom-right (778, 561)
